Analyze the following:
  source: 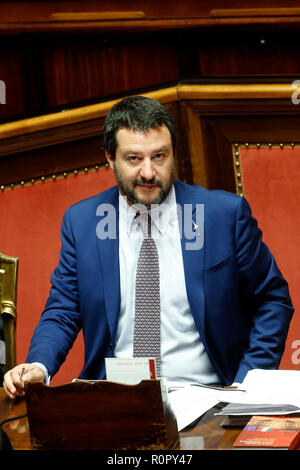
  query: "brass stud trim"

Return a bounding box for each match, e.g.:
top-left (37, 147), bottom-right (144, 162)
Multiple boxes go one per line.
top-left (0, 163), bottom-right (109, 192)
top-left (232, 143), bottom-right (244, 197)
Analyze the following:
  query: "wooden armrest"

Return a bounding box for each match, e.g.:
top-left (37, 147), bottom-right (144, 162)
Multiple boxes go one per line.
top-left (50, 11), bottom-right (146, 22)
top-left (210, 8), bottom-right (300, 18)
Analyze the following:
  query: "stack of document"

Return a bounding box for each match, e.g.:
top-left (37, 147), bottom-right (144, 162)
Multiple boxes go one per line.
top-left (215, 369), bottom-right (300, 417)
top-left (167, 382), bottom-right (249, 430)
top-left (167, 370), bottom-right (300, 429)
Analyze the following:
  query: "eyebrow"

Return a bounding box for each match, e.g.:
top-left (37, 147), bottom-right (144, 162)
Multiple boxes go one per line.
top-left (123, 146), bottom-right (170, 157)
top-left (154, 146), bottom-right (169, 154)
top-left (123, 150), bottom-right (140, 156)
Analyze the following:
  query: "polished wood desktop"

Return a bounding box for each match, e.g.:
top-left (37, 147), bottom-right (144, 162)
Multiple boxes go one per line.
top-left (0, 387), bottom-right (241, 450)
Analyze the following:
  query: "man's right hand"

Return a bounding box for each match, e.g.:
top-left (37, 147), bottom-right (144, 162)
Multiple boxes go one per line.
top-left (3, 363), bottom-right (46, 399)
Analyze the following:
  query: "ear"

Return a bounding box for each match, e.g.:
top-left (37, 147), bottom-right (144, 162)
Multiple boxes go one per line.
top-left (105, 150), bottom-right (114, 169)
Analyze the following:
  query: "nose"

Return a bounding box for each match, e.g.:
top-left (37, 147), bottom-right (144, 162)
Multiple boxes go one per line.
top-left (140, 158), bottom-right (156, 180)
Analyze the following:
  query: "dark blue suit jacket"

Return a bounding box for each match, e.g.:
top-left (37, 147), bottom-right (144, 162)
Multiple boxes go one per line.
top-left (27, 180), bottom-right (294, 385)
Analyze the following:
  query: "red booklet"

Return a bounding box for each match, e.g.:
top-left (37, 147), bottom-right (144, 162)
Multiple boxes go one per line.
top-left (233, 415), bottom-right (300, 450)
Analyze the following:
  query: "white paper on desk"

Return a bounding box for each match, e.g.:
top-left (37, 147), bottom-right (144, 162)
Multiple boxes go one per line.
top-left (215, 369), bottom-right (300, 416)
top-left (226, 369), bottom-right (300, 407)
top-left (167, 386), bottom-right (219, 431)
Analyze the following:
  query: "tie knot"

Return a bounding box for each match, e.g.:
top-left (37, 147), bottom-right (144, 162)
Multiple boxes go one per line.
top-left (136, 212), bottom-right (151, 237)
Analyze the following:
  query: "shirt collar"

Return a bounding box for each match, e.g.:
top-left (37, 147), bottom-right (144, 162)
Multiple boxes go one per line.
top-left (119, 185), bottom-right (177, 236)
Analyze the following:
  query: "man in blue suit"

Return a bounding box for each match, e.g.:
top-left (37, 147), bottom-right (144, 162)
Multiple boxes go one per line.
top-left (4, 96), bottom-right (294, 399)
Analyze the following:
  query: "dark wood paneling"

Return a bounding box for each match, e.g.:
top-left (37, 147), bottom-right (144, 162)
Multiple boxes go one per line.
top-left (167, 101), bottom-right (194, 185)
top-left (1, 3), bottom-right (300, 122)
top-left (0, 135), bottom-right (105, 187)
top-left (42, 34), bottom-right (180, 108)
top-left (200, 119), bottom-right (236, 192)
top-left (194, 29), bottom-right (300, 77)
top-left (0, 40), bottom-right (26, 120)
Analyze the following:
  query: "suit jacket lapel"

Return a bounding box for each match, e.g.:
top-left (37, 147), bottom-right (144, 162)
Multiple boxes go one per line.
top-left (96, 187), bottom-right (121, 342)
top-left (174, 181), bottom-right (206, 342)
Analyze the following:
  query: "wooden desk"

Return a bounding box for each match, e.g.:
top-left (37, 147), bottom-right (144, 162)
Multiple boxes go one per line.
top-left (0, 388), bottom-right (240, 450)
top-left (0, 388), bottom-right (31, 450)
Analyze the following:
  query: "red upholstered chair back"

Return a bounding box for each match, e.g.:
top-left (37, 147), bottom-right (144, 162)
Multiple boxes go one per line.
top-left (0, 168), bottom-right (116, 385)
top-left (238, 145), bottom-right (300, 369)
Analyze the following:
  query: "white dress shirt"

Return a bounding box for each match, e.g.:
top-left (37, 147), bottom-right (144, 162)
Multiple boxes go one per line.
top-left (115, 186), bottom-right (221, 387)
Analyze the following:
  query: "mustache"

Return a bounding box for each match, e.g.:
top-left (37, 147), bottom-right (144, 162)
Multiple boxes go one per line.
top-left (133, 177), bottom-right (163, 188)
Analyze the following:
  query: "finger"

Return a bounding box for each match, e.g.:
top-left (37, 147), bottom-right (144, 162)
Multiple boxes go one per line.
top-left (9, 364), bottom-right (32, 397)
top-left (3, 385), bottom-right (15, 400)
top-left (26, 364), bottom-right (46, 382)
top-left (3, 364), bottom-right (45, 399)
top-left (10, 366), bottom-right (26, 389)
top-left (3, 377), bottom-right (16, 399)
top-left (22, 367), bottom-right (40, 383)
top-left (3, 370), bottom-right (21, 399)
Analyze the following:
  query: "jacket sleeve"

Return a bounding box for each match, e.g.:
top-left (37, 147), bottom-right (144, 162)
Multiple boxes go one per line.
top-left (26, 207), bottom-right (81, 377)
top-left (233, 196), bottom-right (294, 383)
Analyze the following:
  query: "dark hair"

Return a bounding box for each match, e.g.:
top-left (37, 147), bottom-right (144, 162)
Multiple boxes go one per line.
top-left (103, 95), bottom-right (176, 158)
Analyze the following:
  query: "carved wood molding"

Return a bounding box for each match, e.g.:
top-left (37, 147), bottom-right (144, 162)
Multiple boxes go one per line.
top-left (210, 8), bottom-right (300, 17)
top-left (0, 86), bottom-right (178, 146)
top-left (177, 83), bottom-right (298, 100)
top-left (0, 83), bottom-right (297, 142)
top-left (49, 11), bottom-right (146, 21)
top-left (2, 16), bottom-right (300, 34)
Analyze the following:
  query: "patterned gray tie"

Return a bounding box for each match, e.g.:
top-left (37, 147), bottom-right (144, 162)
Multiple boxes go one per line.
top-left (133, 212), bottom-right (161, 377)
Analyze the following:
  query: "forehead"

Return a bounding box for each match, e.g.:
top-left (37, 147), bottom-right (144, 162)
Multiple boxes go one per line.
top-left (115, 125), bottom-right (172, 151)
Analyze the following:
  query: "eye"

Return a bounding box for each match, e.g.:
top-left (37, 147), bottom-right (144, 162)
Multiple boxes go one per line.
top-left (128, 155), bottom-right (139, 163)
top-left (154, 153), bottom-right (164, 160)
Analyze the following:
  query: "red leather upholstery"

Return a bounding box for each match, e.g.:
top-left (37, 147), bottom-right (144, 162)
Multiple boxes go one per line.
top-left (0, 168), bottom-right (116, 384)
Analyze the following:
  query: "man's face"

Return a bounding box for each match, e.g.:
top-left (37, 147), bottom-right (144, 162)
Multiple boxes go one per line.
top-left (105, 125), bottom-right (175, 209)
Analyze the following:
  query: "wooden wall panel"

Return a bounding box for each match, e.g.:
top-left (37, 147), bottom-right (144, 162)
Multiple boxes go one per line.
top-left (0, 135), bottom-right (105, 187)
top-left (0, 42), bottom-right (26, 120)
top-left (194, 30), bottom-right (300, 77)
top-left (2, 2), bottom-right (300, 122)
top-left (42, 34), bottom-right (180, 108)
